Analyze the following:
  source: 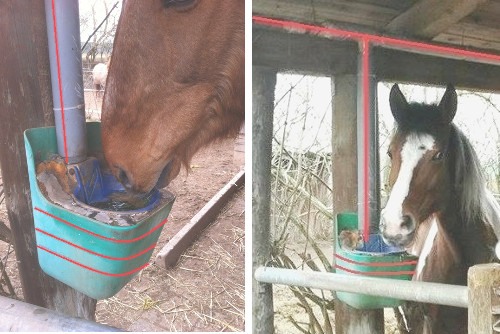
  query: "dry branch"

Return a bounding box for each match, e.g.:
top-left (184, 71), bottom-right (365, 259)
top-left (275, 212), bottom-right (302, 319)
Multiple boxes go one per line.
top-left (0, 221), bottom-right (11, 244)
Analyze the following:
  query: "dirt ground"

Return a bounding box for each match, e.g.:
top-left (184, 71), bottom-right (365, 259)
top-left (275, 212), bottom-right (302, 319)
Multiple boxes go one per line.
top-left (0, 132), bottom-right (244, 332)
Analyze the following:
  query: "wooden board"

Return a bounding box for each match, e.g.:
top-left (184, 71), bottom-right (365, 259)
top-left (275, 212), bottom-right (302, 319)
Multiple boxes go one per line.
top-left (155, 171), bottom-right (245, 269)
top-left (372, 47), bottom-right (500, 92)
top-left (253, 26), bottom-right (358, 75)
top-left (252, 67), bottom-right (277, 334)
top-left (385, 0), bottom-right (488, 38)
top-left (253, 0), bottom-right (500, 54)
top-left (435, 22), bottom-right (500, 52)
top-left (253, 0), bottom-right (403, 29)
top-left (332, 74), bottom-right (384, 334)
top-left (253, 25), bottom-right (500, 92)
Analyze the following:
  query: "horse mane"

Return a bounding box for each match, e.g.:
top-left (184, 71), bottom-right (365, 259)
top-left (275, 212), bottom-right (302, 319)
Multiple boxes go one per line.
top-left (450, 124), bottom-right (500, 238)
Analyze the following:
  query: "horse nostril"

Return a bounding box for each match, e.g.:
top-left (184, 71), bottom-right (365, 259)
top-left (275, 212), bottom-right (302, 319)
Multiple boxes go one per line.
top-left (400, 215), bottom-right (414, 231)
top-left (116, 167), bottom-right (132, 190)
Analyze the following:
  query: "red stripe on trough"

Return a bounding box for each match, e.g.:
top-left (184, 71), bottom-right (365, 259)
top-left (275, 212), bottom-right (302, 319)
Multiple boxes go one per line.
top-left (34, 207), bottom-right (167, 243)
top-left (37, 245), bottom-right (150, 277)
top-left (335, 264), bottom-right (415, 276)
top-left (335, 253), bottom-right (418, 267)
top-left (35, 227), bottom-right (156, 260)
top-left (50, 0), bottom-right (68, 163)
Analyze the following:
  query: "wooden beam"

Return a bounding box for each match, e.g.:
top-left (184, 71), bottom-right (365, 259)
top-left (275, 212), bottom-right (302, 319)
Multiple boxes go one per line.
top-left (253, 0), bottom-right (404, 30)
top-left (434, 22), bottom-right (500, 52)
top-left (385, 0), bottom-right (488, 39)
top-left (0, 0), bottom-right (96, 319)
top-left (155, 171), bottom-right (244, 269)
top-left (372, 47), bottom-right (500, 92)
top-left (253, 26), bottom-right (358, 75)
top-left (252, 67), bottom-right (276, 334)
top-left (254, 26), bottom-right (500, 92)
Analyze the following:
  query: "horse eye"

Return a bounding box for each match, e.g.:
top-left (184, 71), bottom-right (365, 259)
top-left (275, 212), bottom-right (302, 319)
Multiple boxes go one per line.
top-left (163, 0), bottom-right (197, 7)
top-left (432, 151), bottom-right (444, 161)
top-left (387, 151), bottom-right (393, 159)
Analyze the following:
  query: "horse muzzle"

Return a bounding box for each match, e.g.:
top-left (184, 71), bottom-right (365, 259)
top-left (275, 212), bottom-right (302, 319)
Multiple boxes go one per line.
top-left (380, 214), bottom-right (416, 247)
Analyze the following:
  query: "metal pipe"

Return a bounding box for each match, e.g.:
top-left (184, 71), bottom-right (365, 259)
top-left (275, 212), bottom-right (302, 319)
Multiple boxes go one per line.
top-left (357, 41), bottom-right (380, 235)
top-left (45, 0), bottom-right (87, 164)
top-left (0, 295), bottom-right (121, 331)
top-left (255, 266), bottom-right (469, 308)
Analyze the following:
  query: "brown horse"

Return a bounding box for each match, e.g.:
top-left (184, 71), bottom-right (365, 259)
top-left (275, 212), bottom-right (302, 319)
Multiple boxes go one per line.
top-left (101, 0), bottom-right (244, 193)
top-left (381, 84), bottom-right (500, 333)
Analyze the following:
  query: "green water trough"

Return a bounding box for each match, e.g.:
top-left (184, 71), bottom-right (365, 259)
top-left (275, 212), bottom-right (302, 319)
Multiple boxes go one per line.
top-left (335, 212), bottom-right (418, 309)
top-left (25, 123), bottom-right (175, 299)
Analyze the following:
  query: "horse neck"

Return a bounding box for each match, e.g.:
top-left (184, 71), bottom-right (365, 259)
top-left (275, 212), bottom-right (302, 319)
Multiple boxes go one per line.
top-left (442, 125), bottom-right (499, 265)
top-left (410, 214), bottom-right (466, 284)
top-left (406, 214), bottom-right (468, 334)
top-left (439, 191), bottom-right (496, 266)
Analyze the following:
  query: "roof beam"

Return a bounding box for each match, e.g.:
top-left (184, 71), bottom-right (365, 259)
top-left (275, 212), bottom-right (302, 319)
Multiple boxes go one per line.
top-left (385, 0), bottom-right (488, 39)
top-left (253, 26), bottom-right (358, 75)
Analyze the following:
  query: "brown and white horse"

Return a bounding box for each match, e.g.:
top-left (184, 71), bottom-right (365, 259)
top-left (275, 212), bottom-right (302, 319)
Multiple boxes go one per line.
top-left (101, 0), bottom-right (244, 193)
top-left (381, 84), bottom-right (500, 333)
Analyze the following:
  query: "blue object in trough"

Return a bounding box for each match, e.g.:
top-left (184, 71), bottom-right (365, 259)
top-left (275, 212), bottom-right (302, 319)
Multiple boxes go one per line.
top-left (72, 158), bottom-right (161, 213)
top-left (25, 122), bottom-right (175, 299)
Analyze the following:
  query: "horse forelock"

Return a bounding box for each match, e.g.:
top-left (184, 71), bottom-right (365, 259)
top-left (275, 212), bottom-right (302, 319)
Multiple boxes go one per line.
top-left (395, 102), bottom-right (444, 133)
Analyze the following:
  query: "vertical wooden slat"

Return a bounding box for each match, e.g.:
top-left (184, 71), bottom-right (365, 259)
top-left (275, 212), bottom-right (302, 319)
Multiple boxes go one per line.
top-left (332, 74), bottom-right (384, 334)
top-left (252, 66), bottom-right (277, 334)
top-left (468, 263), bottom-right (500, 334)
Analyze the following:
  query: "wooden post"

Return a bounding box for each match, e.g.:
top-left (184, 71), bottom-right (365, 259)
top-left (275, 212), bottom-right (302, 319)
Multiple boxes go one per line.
top-left (0, 0), bottom-right (96, 319)
top-left (468, 263), bottom-right (500, 333)
top-left (252, 66), bottom-right (277, 334)
top-left (332, 74), bottom-right (384, 334)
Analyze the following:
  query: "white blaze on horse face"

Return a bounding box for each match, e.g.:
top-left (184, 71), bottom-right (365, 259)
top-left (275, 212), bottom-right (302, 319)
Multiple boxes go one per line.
top-left (381, 133), bottom-right (435, 237)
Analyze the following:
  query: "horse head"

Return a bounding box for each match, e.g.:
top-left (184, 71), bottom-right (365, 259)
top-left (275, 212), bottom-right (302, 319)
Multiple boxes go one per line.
top-left (101, 0), bottom-right (244, 193)
top-left (381, 84), bottom-right (457, 247)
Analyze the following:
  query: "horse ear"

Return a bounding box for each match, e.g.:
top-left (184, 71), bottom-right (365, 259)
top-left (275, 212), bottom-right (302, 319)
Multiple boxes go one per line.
top-left (438, 84), bottom-right (457, 124)
top-left (389, 84), bottom-right (409, 125)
